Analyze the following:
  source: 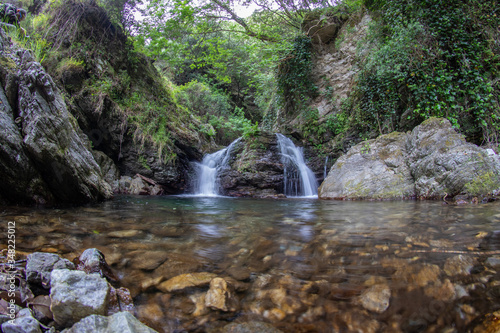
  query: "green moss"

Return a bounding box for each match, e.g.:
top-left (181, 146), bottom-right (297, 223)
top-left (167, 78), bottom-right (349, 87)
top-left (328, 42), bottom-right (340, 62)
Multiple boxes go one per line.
top-left (0, 56), bottom-right (17, 69)
top-left (464, 171), bottom-right (500, 196)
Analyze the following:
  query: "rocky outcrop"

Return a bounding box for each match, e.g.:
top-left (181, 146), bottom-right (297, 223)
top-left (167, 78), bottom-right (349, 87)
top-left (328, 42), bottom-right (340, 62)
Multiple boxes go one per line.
top-left (217, 134), bottom-right (285, 197)
top-left (319, 118), bottom-right (500, 200)
top-left (0, 28), bottom-right (113, 205)
top-left (310, 13), bottom-right (372, 118)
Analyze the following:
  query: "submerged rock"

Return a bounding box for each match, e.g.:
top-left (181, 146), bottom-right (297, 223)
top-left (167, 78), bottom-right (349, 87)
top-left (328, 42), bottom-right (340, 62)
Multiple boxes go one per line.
top-left (320, 118), bottom-right (500, 200)
top-left (221, 321), bottom-right (284, 333)
top-left (205, 277), bottom-right (239, 312)
top-left (63, 311), bottom-right (158, 333)
top-left (359, 284), bottom-right (391, 313)
top-left (157, 272), bottom-right (217, 293)
top-left (50, 269), bottom-right (110, 326)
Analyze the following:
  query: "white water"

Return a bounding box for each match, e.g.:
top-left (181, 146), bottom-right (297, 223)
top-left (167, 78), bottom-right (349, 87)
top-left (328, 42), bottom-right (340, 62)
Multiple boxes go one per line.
top-left (276, 133), bottom-right (319, 198)
top-left (193, 138), bottom-right (241, 196)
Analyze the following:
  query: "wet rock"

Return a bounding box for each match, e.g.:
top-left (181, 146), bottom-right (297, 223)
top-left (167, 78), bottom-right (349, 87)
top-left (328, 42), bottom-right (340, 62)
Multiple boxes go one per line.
top-left (92, 150), bottom-right (120, 192)
top-left (359, 284), bottom-right (391, 313)
top-left (152, 254), bottom-right (203, 281)
top-left (129, 251), bottom-right (168, 270)
top-left (189, 292), bottom-right (209, 317)
top-left (444, 255), bottom-right (475, 276)
top-left (157, 272), bottom-right (217, 293)
top-left (221, 321), bottom-right (284, 333)
top-left (50, 269), bottom-right (110, 326)
top-left (320, 118), bottom-right (500, 200)
top-left (472, 310), bottom-right (500, 333)
top-left (75, 248), bottom-right (117, 281)
top-left (108, 286), bottom-right (134, 315)
top-left (63, 311), bottom-right (158, 333)
top-left (205, 277), bottom-right (239, 312)
top-left (127, 175), bottom-right (164, 196)
top-left (26, 252), bottom-right (75, 289)
top-left (1, 308), bottom-right (42, 333)
top-left (486, 256), bottom-right (500, 268)
top-left (108, 230), bottom-right (142, 238)
top-left (217, 134), bottom-right (285, 198)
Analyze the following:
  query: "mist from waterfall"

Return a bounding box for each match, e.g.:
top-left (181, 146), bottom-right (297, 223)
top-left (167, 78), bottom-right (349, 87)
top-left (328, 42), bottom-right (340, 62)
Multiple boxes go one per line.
top-left (193, 138), bottom-right (241, 196)
top-left (276, 133), bottom-right (318, 198)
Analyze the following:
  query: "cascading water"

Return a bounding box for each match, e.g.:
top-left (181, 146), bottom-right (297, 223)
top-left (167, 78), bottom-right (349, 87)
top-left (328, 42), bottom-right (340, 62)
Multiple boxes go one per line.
top-left (193, 138), bottom-right (241, 196)
top-left (276, 133), bottom-right (319, 198)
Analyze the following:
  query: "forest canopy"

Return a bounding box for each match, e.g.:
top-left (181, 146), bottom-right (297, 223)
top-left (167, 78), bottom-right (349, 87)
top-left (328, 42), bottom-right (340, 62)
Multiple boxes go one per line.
top-left (14, 0), bottom-right (500, 151)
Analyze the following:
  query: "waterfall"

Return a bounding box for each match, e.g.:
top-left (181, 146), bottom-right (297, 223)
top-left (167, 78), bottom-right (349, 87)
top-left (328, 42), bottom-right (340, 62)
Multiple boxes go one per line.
top-left (193, 138), bottom-right (241, 196)
top-left (276, 134), bottom-right (318, 198)
top-left (323, 156), bottom-right (329, 180)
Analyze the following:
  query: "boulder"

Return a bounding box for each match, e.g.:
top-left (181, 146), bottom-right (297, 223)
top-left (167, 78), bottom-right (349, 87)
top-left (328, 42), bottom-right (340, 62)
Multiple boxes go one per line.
top-left (407, 118), bottom-right (500, 198)
top-left (63, 311), bottom-right (158, 333)
top-left (319, 118), bottom-right (500, 200)
top-left (50, 269), bottom-right (110, 326)
top-left (26, 252), bottom-right (75, 288)
top-left (319, 132), bottom-right (413, 199)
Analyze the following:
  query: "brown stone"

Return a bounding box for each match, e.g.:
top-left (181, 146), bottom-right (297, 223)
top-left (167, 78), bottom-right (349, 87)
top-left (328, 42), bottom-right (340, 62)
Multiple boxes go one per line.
top-left (158, 272), bottom-right (217, 293)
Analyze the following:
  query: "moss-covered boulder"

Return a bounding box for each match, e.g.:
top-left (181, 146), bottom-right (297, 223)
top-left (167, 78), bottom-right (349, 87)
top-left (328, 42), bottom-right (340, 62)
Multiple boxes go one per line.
top-left (319, 118), bottom-right (500, 200)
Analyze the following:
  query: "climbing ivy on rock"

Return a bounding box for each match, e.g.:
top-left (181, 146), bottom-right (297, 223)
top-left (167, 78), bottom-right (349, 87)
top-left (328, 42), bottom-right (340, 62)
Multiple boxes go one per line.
top-left (354, 0), bottom-right (500, 144)
top-left (277, 35), bottom-right (318, 116)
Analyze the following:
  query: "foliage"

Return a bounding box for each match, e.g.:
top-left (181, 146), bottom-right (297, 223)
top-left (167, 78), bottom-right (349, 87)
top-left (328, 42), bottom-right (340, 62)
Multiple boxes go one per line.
top-left (277, 35), bottom-right (318, 115)
top-left (352, 0), bottom-right (500, 144)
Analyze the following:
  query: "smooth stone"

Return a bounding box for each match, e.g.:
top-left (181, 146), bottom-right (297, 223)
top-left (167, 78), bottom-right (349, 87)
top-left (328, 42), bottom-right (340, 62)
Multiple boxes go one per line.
top-left (359, 284), bottom-right (391, 313)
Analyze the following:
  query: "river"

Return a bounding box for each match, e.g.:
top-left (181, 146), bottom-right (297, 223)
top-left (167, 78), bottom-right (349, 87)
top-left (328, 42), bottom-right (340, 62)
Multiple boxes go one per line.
top-left (2, 195), bottom-right (500, 332)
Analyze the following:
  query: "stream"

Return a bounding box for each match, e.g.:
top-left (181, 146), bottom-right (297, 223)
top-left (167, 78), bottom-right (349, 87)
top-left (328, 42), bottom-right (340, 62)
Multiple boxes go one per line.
top-left (2, 195), bottom-right (500, 332)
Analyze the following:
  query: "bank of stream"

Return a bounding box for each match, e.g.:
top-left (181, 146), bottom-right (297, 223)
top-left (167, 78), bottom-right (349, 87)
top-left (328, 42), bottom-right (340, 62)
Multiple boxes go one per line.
top-left (2, 195), bottom-right (500, 332)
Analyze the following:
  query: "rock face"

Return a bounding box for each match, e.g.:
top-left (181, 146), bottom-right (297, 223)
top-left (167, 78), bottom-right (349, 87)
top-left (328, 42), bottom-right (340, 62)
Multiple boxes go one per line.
top-left (310, 14), bottom-right (372, 118)
top-left (0, 29), bottom-right (113, 205)
top-left (319, 118), bottom-right (500, 200)
top-left (50, 269), bottom-right (110, 326)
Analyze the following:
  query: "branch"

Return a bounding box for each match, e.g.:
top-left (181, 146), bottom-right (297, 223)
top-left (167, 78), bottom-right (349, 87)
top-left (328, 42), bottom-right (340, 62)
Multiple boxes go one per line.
top-left (210, 0), bottom-right (278, 42)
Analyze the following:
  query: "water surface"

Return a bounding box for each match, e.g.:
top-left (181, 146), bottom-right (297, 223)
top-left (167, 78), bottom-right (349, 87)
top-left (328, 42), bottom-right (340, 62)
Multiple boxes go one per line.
top-left (2, 196), bottom-right (500, 332)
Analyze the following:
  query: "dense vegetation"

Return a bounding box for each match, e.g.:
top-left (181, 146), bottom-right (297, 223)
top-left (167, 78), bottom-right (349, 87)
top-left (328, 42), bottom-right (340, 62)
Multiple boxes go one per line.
top-left (9, 0), bottom-right (500, 157)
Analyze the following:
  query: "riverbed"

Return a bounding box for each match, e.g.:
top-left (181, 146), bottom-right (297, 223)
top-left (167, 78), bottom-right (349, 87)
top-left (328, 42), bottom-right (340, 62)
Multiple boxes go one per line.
top-left (2, 195), bottom-right (500, 332)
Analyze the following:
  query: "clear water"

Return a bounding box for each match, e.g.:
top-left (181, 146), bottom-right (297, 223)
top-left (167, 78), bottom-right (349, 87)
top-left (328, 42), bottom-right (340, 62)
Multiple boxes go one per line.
top-left (2, 196), bottom-right (500, 332)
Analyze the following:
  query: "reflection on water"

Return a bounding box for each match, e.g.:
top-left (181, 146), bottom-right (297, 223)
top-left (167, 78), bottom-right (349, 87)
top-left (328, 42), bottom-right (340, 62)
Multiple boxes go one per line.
top-left (2, 196), bottom-right (500, 332)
